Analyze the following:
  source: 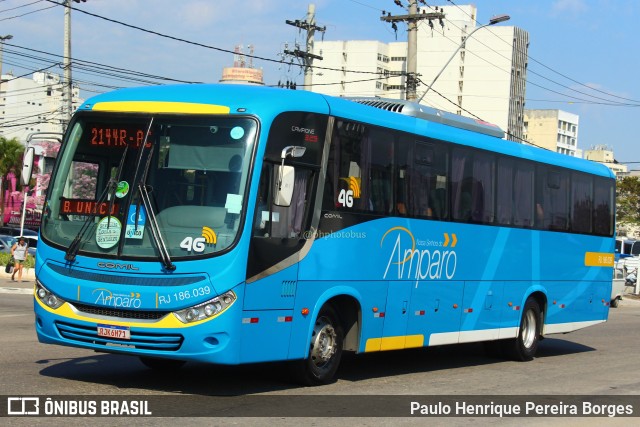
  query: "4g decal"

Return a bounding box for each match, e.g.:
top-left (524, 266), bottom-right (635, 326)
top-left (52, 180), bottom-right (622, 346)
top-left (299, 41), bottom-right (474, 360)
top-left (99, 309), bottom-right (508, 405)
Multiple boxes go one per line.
top-left (338, 176), bottom-right (361, 208)
top-left (180, 226), bottom-right (217, 253)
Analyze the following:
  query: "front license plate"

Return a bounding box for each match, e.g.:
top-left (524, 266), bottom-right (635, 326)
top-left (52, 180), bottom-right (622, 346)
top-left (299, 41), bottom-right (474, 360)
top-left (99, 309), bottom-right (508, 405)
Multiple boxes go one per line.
top-left (97, 324), bottom-right (131, 340)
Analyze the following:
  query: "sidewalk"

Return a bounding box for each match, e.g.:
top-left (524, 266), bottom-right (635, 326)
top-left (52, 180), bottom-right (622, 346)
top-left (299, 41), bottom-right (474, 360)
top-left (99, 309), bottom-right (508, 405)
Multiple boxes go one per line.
top-left (0, 267), bottom-right (36, 291)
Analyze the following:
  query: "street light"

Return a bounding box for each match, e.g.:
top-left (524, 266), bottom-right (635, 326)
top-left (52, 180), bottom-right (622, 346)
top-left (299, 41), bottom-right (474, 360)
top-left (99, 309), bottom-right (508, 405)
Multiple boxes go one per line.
top-left (417, 14), bottom-right (510, 103)
top-left (0, 34), bottom-right (13, 84)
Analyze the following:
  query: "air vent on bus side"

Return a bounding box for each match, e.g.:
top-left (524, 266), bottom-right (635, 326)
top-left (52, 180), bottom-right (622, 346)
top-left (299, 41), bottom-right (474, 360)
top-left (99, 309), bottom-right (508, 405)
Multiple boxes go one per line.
top-left (346, 97), bottom-right (505, 139)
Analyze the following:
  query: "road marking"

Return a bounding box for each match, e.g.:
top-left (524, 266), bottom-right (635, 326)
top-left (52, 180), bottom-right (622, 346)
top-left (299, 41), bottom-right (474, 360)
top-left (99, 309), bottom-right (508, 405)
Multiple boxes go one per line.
top-left (0, 287), bottom-right (33, 295)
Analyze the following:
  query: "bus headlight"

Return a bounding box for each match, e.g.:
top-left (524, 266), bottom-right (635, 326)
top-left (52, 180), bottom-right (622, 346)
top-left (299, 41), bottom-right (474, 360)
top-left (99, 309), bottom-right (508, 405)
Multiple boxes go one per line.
top-left (173, 291), bottom-right (236, 324)
top-left (36, 281), bottom-right (66, 309)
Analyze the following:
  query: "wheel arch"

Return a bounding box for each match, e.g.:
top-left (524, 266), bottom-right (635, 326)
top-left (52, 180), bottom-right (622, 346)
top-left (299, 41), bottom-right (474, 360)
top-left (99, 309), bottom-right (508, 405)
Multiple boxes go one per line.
top-left (323, 294), bottom-right (362, 352)
top-left (308, 287), bottom-right (362, 354)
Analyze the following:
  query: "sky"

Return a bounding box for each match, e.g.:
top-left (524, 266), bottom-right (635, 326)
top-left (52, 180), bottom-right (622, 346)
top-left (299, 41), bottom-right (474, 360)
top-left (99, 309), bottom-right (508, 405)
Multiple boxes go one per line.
top-left (1, 0), bottom-right (638, 165)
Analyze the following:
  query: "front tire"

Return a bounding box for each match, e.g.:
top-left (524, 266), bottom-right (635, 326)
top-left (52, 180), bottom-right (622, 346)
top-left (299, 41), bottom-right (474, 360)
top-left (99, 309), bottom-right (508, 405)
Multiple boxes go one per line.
top-left (294, 305), bottom-right (344, 386)
top-left (503, 297), bottom-right (541, 361)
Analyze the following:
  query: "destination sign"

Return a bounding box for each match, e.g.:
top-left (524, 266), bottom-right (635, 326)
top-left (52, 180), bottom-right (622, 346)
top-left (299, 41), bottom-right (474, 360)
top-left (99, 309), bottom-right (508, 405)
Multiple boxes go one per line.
top-left (60, 198), bottom-right (120, 216)
top-left (87, 124), bottom-right (152, 148)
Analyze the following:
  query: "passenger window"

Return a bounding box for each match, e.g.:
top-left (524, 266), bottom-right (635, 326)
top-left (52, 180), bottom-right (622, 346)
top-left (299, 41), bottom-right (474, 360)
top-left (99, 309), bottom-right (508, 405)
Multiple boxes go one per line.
top-left (593, 178), bottom-right (614, 236)
top-left (536, 168), bottom-right (569, 231)
top-left (325, 121), bottom-right (392, 215)
top-left (451, 148), bottom-right (493, 223)
top-left (571, 173), bottom-right (593, 234)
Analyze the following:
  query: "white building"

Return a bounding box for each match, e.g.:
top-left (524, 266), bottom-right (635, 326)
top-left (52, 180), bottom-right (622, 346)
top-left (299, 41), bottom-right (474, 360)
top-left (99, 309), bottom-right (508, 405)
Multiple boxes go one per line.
top-left (0, 71), bottom-right (82, 145)
top-left (311, 5), bottom-right (529, 142)
top-left (524, 109), bottom-right (581, 157)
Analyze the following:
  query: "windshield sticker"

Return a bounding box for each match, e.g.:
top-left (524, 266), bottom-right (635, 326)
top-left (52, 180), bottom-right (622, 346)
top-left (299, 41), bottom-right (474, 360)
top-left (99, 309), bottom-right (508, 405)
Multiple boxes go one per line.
top-left (125, 205), bottom-right (146, 239)
top-left (225, 193), bottom-right (243, 214)
top-left (115, 181), bottom-right (129, 198)
top-left (202, 226), bottom-right (217, 245)
top-left (180, 236), bottom-right (206, 253)
top-left (230, 126), bottom-right (245, 140)
top-left (96, 217), bottom-right (122, 249)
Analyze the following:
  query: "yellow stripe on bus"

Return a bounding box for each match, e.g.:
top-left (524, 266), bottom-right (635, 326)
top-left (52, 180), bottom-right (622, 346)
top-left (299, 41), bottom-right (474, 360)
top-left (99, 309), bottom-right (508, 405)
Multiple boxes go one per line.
top-left (365, 335), bottom-right (424, 352)
top-left (91, 101), bottom-right (231, 114)
top-left (584, 252), bottom-right (615, 267)
top-left (35, 297), bottom-right (215, 329)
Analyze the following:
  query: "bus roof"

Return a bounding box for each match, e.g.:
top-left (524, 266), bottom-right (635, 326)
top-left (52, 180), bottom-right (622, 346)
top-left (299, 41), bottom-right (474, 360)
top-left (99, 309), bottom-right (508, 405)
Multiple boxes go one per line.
top-left (79, 84), bottom-right (614, 179)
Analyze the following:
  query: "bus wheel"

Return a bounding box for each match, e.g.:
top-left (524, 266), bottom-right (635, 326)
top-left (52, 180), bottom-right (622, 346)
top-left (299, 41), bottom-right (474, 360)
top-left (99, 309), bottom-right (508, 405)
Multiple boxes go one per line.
top-left (139, 356), bottom-right (186, 371)
top-left (295, 305), bottom-right (344, 386)
top-left (503, 297), bottom-right (541, 361)
top-left (610, 297), bottom-right (620, 308)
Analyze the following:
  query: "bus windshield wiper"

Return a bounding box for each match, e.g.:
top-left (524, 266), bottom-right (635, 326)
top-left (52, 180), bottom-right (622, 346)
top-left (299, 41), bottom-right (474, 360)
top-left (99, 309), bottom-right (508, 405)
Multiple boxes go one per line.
top-left (106, 144), bottom-right (129, 228)
top-left (64, 129), bottom-right (136, 262)
top-left (138, 182), bottom-right (175, 271)
top-left (64, 176), bottom-right (116, 263)
top-left (136, 133), bottom-right (175, 270)
top-left (125, 119), bottom-right (175, 271)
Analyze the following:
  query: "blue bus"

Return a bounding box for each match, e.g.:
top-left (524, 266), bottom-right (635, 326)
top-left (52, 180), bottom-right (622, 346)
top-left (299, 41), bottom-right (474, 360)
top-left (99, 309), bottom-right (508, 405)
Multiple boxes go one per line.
top-left (33, 84), bottom-right (615, 384)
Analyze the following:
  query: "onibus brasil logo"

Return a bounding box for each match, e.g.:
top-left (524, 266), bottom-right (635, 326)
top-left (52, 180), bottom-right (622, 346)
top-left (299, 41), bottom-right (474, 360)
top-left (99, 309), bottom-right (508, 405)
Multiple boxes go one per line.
top-left (381, 226), bottom-right (459, 282)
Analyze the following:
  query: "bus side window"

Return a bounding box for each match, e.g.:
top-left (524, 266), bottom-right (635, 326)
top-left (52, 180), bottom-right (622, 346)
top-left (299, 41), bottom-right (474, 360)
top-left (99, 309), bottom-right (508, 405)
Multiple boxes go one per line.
top-left (513, 161), bottom-right (534, 227)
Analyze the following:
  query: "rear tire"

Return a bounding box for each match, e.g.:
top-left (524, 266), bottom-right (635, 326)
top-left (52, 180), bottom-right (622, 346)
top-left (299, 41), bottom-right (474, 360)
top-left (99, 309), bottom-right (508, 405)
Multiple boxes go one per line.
top-left (503, 297), bottom-right (541, 361)
top-left (294, 304), bottom-right (344, 386)
top-left (610, 297), bottom-right (620, 308)
top-left (139, 356), bottom-right (186, 371)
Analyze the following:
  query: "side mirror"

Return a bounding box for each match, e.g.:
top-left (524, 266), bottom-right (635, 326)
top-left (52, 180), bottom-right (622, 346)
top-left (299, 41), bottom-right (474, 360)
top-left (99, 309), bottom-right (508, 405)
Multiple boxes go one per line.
top-left (274, 165), bottom-right (295, 207)
top-left (273, 145), bottom-right (306, 207)
top-left (21, 147), bottom-right (35, 186)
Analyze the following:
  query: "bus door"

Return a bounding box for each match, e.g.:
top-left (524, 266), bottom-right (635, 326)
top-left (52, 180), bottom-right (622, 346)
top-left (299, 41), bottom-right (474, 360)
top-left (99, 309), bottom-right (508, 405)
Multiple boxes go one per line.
top-left (245, 112), bottom-right (327, 311)
top-left (407, 280), bottom-right (464, 347)
top-left (459, 281), bottom-right (503, 342)
top-left (245, 162), bottom-right (314, 310)
top-left (379, 281), bottom-right (413, 350)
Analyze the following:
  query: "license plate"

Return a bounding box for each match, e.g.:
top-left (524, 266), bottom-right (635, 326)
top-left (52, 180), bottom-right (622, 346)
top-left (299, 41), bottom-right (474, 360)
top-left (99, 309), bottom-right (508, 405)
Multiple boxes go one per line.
top-left (97, 324), bottom-right (130, 340)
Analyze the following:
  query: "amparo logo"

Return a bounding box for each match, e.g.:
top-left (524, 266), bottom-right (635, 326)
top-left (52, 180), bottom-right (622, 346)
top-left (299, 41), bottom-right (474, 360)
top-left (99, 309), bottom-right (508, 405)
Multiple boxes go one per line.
top-left (92, 288), bottom-right (142, 308)
top-left (381, 226), bottom-right (458, 281)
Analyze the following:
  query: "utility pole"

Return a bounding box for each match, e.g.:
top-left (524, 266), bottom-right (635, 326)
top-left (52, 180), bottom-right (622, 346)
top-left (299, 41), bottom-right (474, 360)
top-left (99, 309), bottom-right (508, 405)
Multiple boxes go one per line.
top-left (0, 34), bottom-right (13, 86)
top-left (63, 0), bottom-right (86, 127)
top-left (381, 0), bottom-right (445, 101)
top-left (284, 3), bottom-right (326, 90)
top-left (63, 1), bottom-right (73, 126)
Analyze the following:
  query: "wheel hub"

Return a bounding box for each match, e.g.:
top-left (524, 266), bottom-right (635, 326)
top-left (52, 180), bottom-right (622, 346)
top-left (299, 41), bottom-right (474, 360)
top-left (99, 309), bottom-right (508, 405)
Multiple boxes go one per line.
top-left (310, 318), bottom-right (337, 366)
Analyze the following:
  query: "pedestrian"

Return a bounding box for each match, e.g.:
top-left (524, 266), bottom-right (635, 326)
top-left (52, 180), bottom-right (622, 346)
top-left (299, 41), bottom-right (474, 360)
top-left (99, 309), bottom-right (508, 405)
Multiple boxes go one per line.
top-left (11, 237), bottom-right (28, 282)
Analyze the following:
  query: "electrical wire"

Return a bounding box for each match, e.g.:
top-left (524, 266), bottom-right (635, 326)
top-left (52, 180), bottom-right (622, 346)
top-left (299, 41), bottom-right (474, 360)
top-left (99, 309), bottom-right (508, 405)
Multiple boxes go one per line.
top-left (445, 0), bottom-right (640, 105)
top-left (42, 0), bottom-right (408, 78)
top-left (0, 4), bottom-right (55, 22)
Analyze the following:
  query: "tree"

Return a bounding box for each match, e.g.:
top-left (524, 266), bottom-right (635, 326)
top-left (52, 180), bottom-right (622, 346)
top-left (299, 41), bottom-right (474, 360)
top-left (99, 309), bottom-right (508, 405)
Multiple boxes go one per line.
top-left (616, 176), bottom-right (640, 226)
top-left (0, 137), bottom-right (25, 226)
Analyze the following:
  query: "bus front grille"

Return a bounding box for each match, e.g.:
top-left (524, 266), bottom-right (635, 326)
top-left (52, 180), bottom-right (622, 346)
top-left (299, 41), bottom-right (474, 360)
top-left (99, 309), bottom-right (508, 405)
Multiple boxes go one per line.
top-left (72, 302), bottom-right (168, 320)
top-left (55, 321), bottom-right (183, 351)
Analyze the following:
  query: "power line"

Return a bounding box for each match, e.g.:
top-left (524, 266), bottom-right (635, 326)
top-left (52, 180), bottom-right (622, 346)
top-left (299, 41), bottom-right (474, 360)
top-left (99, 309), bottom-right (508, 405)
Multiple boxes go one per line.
top-left (42, 0), bottom-right (405, 78)
top-left (445, 0), bottom-right (640, 105)
top-left (0, 4), bottom-right (55, 22)
top-left (0, 1), bottom-right (45, 15)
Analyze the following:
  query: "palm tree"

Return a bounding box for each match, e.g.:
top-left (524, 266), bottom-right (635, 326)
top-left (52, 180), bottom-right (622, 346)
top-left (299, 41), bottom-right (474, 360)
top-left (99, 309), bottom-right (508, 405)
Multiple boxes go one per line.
top-left (0, 137), bottom-right (25, 226)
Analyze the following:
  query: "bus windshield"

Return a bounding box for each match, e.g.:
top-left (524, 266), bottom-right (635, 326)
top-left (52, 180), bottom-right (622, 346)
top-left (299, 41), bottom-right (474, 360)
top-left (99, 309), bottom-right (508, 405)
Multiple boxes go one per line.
top-left (41, 113), bottom-right (257, 261)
